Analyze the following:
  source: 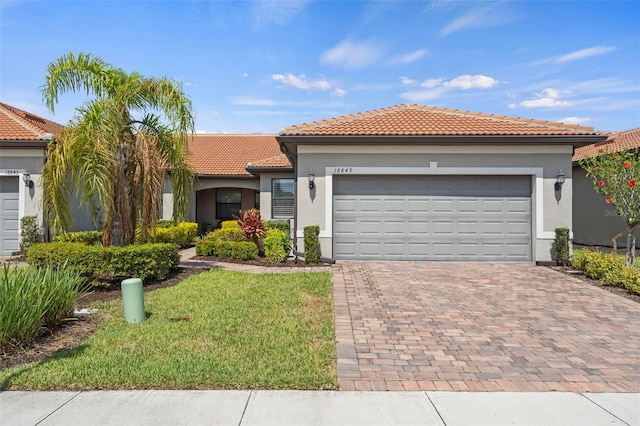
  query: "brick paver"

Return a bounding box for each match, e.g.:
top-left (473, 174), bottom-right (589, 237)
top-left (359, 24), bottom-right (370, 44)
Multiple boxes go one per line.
top-left (332, 261), bottom-right (640, 392)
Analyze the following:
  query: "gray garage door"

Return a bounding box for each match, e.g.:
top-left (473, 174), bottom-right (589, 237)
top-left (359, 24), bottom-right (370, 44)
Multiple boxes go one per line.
top-left (0, 177), bottom-right (20, 255)
top-left (333, 175), bottom-right (531, 261)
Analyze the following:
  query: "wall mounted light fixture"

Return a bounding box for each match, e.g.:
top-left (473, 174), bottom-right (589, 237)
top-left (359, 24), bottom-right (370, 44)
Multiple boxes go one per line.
top-left (308, 171), bottom-right (315, 190)
top-left (22, 173), bottom-right (34, 189)
top-left (555, 169), bottom-right (566, 191)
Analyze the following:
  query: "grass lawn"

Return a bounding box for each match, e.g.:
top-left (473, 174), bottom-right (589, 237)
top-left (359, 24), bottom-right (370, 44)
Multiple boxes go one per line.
top-left (0, 269), bottom-right (337, 390)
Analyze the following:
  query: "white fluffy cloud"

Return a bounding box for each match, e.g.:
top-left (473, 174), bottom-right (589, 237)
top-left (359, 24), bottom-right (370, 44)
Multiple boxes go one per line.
top-left (561, 116), bottom-right (591, 125)
top-left (389, 49), bottom-right (428, 65)
top-left (420, 78), bottom-right (444, 88)
top-left (400, 76), bottom-right (418, 86)
top-left (443, 75), bottom-right (498, 89)
top-left (272, 73), bottom-right (331, 91)
top-left (332, 88), bottom-right (347, 97)
top-left (321, 40), bottom-right (385, 69)
top-left (518, 88), bottom-right (572, 108)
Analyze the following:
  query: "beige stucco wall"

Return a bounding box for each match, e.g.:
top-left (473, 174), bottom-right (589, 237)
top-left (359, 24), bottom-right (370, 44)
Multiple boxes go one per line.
top-left (572, 166), bottom-right (638, 247)
top-left (294, 144), bottom-right (574, 262)
top-left (258, 171), bottom-right (295, 222)
top-left (0, 148), bottom-right (46, 242)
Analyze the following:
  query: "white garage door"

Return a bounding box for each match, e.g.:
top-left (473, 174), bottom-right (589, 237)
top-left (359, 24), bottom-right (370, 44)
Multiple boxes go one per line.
top-left (0, 177), bottom-right (20, 255)
top-left (333, 175), bottom-right (532, 261)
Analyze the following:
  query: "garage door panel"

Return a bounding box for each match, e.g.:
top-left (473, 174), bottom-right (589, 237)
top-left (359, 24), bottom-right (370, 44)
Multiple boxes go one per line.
top-left (0, 176), bottom-right (20, 255)
top-left (333, 175), bottom-right (531, 261)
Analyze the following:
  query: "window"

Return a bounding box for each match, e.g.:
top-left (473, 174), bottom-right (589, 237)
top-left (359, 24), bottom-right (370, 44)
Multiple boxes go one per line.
top-left (216, 189), bottom-right (241, 220)
top-left (255, 191), bottom-right (260, 210)
top-left (272, 178), bottom-right (294, 219)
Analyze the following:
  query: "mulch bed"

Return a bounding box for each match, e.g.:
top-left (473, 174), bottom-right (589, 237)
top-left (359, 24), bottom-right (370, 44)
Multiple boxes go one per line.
top-left (192, 255), bottom-right (332, 267)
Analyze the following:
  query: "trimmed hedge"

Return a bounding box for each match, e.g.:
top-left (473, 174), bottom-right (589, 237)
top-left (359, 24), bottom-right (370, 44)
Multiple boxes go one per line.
top-left (266, 221), bottom-right (290, 234)
top-left (555, 227), bottom-right (571, 266)
top-left (220, 220), bottom-right (241, 230)
top-left (195, 239), bottom-right (217, 256)
top-left (573, 249), bottom-right (640, 295)
top-left (53, 231), bottom-right (102, 245)
top-left (216, 241), bottom-right (258, 260)
top-left (27, 242), bottom-right (179, 283)
top-left (264, 228), bottom-right (290, 263)
top-left (137, 222), bottom-right (198, 248)
top-left (304, 225), bottom-right (320, 264)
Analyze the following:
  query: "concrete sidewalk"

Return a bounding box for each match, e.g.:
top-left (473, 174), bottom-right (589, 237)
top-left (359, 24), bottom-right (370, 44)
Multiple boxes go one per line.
top-left (1, 390), bottom-right (638, 426)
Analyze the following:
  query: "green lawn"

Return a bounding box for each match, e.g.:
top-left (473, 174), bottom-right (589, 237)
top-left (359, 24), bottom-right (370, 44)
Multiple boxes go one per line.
top-left (0, 269), bottom-right (337, 390)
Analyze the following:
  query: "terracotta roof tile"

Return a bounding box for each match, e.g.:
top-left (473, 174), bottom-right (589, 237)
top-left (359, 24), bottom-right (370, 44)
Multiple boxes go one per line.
top-left (188, 134), bottom-right (287, 176)
top-left (246, 154), bottom-right (292, 169)
top-left (573, 127), bottom-right (640, 162)
top-left (281, 103), bottom-right (599, 136)
top-left (0, 103), bottom-right (64, 140)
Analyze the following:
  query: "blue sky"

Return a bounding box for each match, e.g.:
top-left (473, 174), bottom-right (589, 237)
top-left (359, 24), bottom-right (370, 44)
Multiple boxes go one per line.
top-left (1, 0), bottom-right (639, 134)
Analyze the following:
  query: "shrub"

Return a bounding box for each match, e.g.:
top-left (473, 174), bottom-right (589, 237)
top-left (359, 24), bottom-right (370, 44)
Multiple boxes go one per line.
top-left (266, 221), bottom-right (290, 234)
top-left (573, 249), bottom-right (640, 295)
top-left (216, 241), bottom-right (258, 260)
top-left (304, 225), bottom-right (320, 264)
top-left (27, 242), bottom-right (179, 284)
top-left (195, 239), bottom-right (217, 256)
top-left (19, 215), bottom-right (40, 255)
top-left (264, 228), bottom-right (290, 263)
top-left (1, 264), bottom-right (87, 348)
top-left (53, 230), bottom-right (102, 245)
top-left (157, 220), bottom-right (176, 228)
top-left (235, 209), bottom-right (267, 255)
top-left (137, 222), bottom-right (197, 248)
top-left (221, 220), bottom-right (241, 230)
top-left (206, 228), bottom-right (246, 244)
top-left (554, 227), bottom-right (571, 266)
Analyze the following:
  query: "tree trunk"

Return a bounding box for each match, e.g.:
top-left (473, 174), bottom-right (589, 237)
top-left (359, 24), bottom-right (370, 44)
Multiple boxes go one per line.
top-left (108, 142), bottom-right (132, 246)
top-left (626, 227), bottom-right (636, 267)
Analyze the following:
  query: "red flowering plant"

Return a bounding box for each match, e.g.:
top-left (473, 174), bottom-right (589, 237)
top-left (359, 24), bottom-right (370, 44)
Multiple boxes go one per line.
top-left (234, 208), bottom-right (267, 256)
top-left (580, 148), bottom-right (640, 266)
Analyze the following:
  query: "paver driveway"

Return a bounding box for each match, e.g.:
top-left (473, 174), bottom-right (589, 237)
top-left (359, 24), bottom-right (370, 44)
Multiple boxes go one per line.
top-left (332, 262), bottom-right (640, 392)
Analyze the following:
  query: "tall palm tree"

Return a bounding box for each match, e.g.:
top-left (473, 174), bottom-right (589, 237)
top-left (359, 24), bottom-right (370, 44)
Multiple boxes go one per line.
top-left (41, 52), bottom-right (195, 246)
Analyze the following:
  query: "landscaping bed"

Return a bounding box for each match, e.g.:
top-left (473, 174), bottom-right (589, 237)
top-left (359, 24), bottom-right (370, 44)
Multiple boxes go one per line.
top-left (0, 267), bottom-right (203, 371)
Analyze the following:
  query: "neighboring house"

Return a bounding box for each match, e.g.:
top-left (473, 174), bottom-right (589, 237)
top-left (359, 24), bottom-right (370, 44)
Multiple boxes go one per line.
top-left (164, 134), bottom-right (293, 231)
top-left (0, 103), bottom-right (62, 255)
top-left (277, 104), bottom-right (606, 262)
top-left (572, 127), bottom-right (640, 248)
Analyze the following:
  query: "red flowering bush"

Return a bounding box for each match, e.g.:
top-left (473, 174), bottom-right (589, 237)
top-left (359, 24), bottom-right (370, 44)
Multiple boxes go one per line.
top-left (580, 148), bottom-right (640, 266)
top-left (234, 208), bottom-right (267, 255)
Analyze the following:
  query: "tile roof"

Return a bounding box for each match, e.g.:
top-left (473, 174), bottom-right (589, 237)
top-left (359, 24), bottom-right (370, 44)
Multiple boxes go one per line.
top-left (188, 134), bottom-right (289, 176)
top-left (281, 103), bottom-right (599, 136)
top-left (0, 102), bottom-right (64, 141)
top-left (246, 154), bottom-right (292, 169)
top-left (573, 127), bottom-right (640, 162)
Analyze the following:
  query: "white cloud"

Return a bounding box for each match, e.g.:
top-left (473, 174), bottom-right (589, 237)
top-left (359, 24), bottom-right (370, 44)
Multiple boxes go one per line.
top-left (242, 73), bottom-right (248, 77)
top-left (400, 76), bottom-right (418, 86)
top-left (420, 78), bottom-right (444, 88)
top-left (443, 74), bottom-right (497, 90)
top-left (561, 117), bottom-right (591, 125)
top-left (555, 46), bottom-right (616, 63)
top-left (251, 0), bottom-right (311, 29)
top-left (332, 88), bottom-right (347, 97)
top-left (388, 49), bottom-right (428, 65)
top-left (399, 87), bottom-right (448, 102)
top-left (518, 88), bottom-right (572, 108)
top-left (321, 40), bottom-right (385, 69)
top-left (211, 110), bottom-right (219, 116)
top-left (440, 4), bottom-right (518, 36)
top-left (271, 73), bottom-right (331, 91)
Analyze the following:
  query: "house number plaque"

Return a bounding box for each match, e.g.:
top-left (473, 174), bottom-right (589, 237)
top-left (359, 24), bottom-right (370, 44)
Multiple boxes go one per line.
top-left (332, 167), bottom-right (353, 174)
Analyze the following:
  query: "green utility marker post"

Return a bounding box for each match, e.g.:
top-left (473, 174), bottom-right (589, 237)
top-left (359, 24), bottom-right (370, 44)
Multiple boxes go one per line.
top-left (121, 278), bottom-right (145, 323)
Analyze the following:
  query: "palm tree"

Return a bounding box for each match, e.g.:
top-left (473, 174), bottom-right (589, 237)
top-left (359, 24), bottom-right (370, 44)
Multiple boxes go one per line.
top-left (41, 52), bottom-right (195, 246)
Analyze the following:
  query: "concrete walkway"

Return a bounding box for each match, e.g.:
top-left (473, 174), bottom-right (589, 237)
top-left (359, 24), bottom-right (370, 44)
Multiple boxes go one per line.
top-left (2, 390), bottom-right (638, 425)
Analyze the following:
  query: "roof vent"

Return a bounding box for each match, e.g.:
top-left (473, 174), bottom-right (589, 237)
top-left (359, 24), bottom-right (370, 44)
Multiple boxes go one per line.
top-left (43, 133), bottom-right (54, 140)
